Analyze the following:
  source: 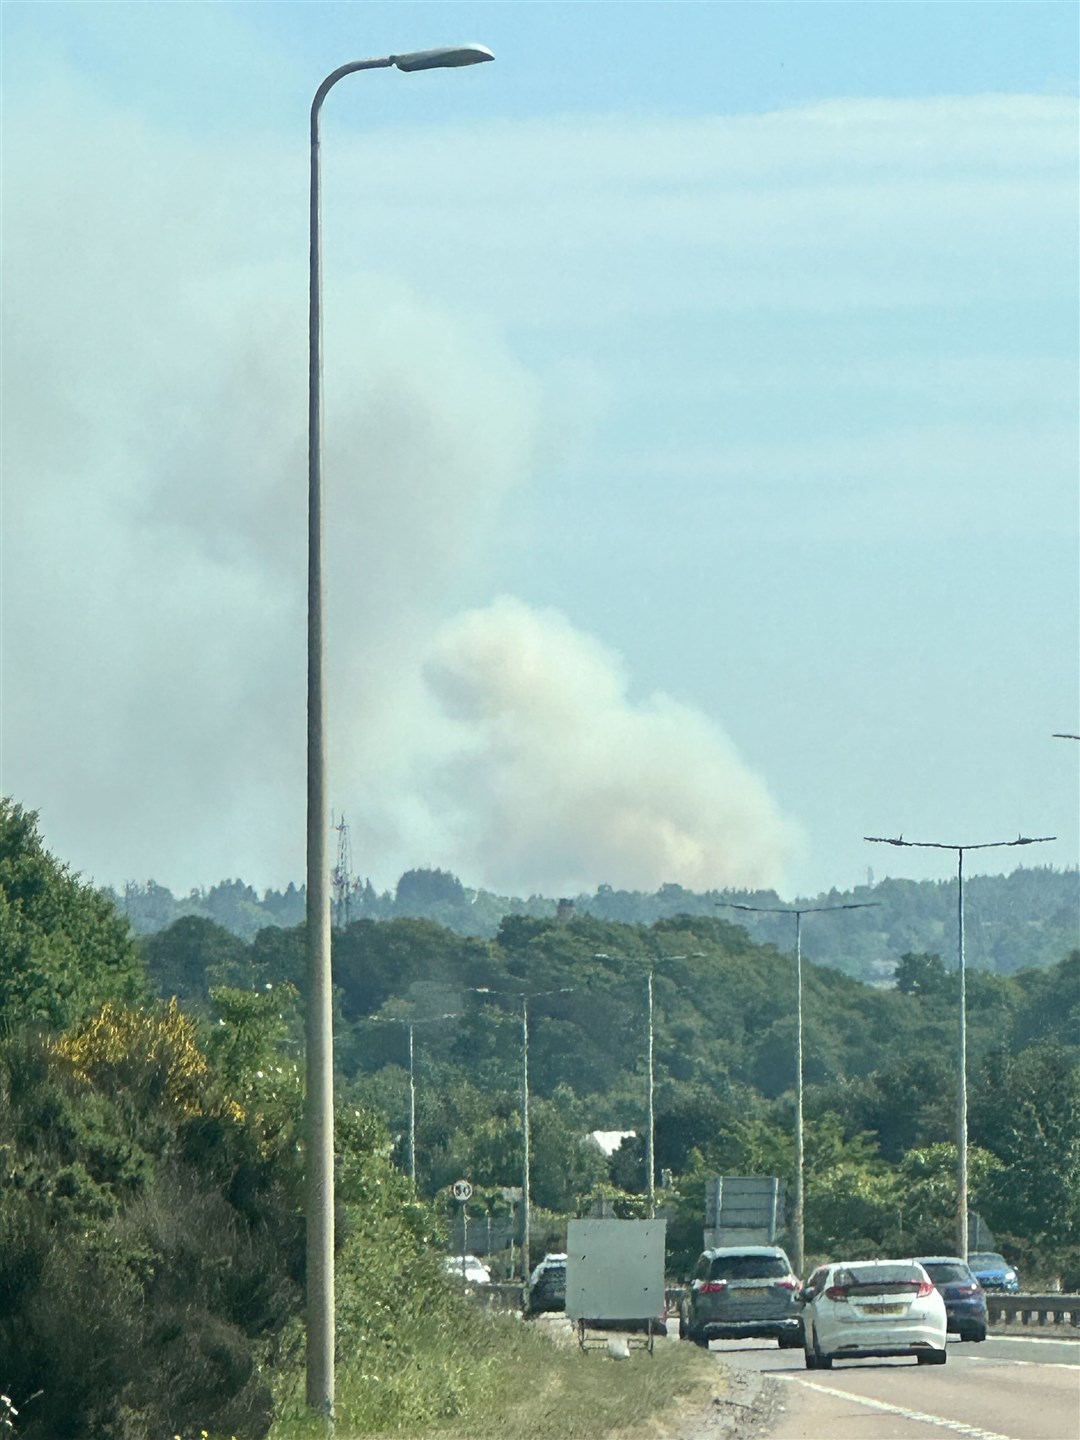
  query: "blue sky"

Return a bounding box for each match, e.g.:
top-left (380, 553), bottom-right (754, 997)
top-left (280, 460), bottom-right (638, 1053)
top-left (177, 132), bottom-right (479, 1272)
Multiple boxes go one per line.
top-left (2, 2), bottom-right (1077, 904)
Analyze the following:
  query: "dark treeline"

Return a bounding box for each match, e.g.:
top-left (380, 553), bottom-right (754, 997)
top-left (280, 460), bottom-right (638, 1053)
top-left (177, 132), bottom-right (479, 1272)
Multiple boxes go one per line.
top-left (110, 862), bottom-right (1078, 980)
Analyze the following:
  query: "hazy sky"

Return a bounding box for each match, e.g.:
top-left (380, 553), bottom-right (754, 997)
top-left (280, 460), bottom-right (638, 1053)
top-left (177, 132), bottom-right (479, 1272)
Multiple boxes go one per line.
top-left (3, 2), bottom-right (1077, 901)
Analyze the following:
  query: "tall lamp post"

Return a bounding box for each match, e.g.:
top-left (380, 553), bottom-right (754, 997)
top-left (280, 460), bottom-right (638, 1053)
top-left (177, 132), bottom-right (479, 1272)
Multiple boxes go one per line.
top-left (366, 1013), bottom-right (459, 1184)
top-left (305, 42), bottom-right (493, 1420)
top-left (865, 833), bottom-right (1054, 1258)
top-left (715, 901), bottom-right (877, 1277)
top-left (594, 952), bottom-right (703, 1217)
top-left (468, 986), bottom-right (573, 1279)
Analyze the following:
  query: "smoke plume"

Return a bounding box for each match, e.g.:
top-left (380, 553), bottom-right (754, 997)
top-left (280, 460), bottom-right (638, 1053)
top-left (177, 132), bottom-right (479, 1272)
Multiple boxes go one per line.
top-left (415, 597), bottom-right (801, 895)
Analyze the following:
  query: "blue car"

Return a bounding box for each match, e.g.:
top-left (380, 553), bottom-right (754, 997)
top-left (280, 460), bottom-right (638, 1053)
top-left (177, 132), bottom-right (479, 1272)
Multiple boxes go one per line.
top-left (915, 1256), bottom-right (988, 1341)
top-left (967, 1251), bottom-right (1020, 1292)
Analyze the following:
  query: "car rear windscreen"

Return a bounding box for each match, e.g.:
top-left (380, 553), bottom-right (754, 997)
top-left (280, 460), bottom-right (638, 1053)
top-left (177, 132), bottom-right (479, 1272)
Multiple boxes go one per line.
top-left (709, 1255), bottom-right (790, 1281)
top-left (923, 1262), bottom-right (973, 1284)
top-left (834, 1263), bottom-right (924, 1289)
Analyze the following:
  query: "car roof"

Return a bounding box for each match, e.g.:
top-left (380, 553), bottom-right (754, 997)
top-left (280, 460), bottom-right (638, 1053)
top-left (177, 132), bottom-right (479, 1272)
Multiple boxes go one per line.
top-left (702, 1245), bottom-right (789, 1258)
top-left (913, 1255), bottom-right (968, 1265)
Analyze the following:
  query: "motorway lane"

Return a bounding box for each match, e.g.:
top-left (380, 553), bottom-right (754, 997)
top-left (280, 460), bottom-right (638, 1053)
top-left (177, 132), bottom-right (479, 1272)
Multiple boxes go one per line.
top-left (703, 1334), bottom-right (1080, 1440)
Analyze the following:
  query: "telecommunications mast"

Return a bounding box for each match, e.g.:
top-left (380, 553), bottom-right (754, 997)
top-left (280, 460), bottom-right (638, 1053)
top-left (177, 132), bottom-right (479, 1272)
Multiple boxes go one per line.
top-left (331, 814), bottom-right (352, 930)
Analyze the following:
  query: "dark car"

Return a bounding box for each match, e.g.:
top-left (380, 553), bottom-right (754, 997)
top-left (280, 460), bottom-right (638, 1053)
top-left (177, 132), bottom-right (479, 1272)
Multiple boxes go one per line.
top-left (679, 1245), bottom-right (803, 1348)
top-left (913, 1255), bottom-right (988, 1341)
top-left (967, 1251), bottom-right (1020, 1292)
top-left (525, 1253), bottom-right (567, 1315)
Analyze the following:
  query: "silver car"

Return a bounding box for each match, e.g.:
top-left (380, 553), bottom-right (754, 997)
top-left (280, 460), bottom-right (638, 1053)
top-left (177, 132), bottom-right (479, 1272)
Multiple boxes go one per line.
top-left (679, 1245), bottom-right (804, 1348)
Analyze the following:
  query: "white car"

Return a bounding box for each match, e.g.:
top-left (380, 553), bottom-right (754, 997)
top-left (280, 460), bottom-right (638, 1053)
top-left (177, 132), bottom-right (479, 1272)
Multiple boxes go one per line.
top-left (798, 1259), bottom-right (947, 1368)
top-left (443, 1254), bottom-right (492, 1285)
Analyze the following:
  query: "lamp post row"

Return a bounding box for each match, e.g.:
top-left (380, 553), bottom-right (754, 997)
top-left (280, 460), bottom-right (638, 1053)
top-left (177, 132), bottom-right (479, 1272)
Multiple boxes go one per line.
top-left (367, 845), bottom-right (1054, 1311)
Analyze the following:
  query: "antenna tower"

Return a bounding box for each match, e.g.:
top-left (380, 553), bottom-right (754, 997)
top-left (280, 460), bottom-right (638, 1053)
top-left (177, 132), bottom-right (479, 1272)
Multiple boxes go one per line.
top-left (332, 813), bottom-right (352, 930)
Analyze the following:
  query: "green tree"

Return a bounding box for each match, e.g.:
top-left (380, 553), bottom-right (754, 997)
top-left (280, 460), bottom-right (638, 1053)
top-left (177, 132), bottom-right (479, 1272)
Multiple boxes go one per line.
top-left (894, 1142), bottom-right (1003, 1254)
top-left (803, 1113), bottom-right (900, 1258)
top-left (894, 951), bottom-right (949, 996)
top-left (396, 867), bottom-right (466, 910)
top-left (141, 914), bottom-right (252, 1004)
top-left (0, 800), bottom-right (146, 1032)
top-left (973, 1040), bottom-right (1080, 1251)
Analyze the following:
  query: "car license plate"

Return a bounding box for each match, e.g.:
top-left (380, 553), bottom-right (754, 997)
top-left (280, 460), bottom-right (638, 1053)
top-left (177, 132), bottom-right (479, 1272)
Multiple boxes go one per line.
top-left (862, 1302), bottom-right (905, 1315)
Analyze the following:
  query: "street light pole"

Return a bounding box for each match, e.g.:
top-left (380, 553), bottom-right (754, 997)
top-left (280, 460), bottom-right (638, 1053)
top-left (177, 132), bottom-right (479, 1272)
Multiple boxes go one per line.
top-left (716, 901), bottom-right (878, 1277)
top-left (407, 1021), bottom-right (416, 1183)
top-left (865, 833), bottom-right (1054, 1257)
top-left (305, 43), bottom-right (493, 1420)
top-left (594, 951), bottom-right (701, 1217)
top-left (468, 985), bottom-right (573, 1280)
top-left (366, 1013), bottom-right (459, 1185)
top-left (521, 994), bottom-right (531, 1281)
top-left (645, 964), bottom-right (655, 1217)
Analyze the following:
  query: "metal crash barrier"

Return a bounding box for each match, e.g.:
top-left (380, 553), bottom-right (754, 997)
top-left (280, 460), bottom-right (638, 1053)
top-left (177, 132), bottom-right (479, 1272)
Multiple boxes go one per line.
top-left (985, 1294), bottom-right (1080, 1327)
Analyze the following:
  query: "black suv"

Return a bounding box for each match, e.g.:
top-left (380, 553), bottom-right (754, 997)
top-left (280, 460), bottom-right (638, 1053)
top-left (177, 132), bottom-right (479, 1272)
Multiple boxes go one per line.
top-left (680, 1245), bottom-right (803, 1348)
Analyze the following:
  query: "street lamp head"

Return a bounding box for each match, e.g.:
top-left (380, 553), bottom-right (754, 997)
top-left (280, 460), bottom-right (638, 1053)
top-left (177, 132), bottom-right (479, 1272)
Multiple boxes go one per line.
top-left (392, 45), bottom-right (495, 72)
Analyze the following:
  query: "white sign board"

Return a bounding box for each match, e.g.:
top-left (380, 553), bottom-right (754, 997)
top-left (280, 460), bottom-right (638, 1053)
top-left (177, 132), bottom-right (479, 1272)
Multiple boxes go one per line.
top-left (565, 1218), bottom-right (666, 1322)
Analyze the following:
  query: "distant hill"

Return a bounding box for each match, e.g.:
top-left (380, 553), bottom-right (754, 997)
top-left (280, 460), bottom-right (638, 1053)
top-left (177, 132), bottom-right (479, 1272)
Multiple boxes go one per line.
top-left (105, 864), bottom-right (1078, 981)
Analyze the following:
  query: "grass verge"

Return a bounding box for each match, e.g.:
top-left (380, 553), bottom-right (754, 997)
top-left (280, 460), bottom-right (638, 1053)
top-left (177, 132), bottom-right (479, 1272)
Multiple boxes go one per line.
top-left (269, 1314), bottom-right (723, 1440)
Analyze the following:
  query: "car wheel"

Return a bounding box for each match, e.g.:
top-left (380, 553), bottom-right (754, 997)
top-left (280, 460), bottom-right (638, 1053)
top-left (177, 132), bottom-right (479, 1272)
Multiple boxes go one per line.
top-left (811, 1328), bottom-right (832, 1369)
top-left (804, 1347), bottom-right (818, 1369)
top-left (965, 1325), bottom-right (987, 1343)
top-left (917, 1348), bottom-right (947, 1365)
top-left (778, 1333), bottom-right (801, 1349)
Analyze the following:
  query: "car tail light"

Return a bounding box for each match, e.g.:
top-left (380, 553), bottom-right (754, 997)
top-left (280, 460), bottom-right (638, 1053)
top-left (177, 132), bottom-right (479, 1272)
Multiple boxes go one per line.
top-left (824, 1284), bottom-right (848, 1301)
top-left (954, 1282), bottom-right (979, 1296)
top-left (917, 1279), bottom-right (934, 1297)
top-left (699, 1280), bottom-right (728, 1294)
top-left (776, 1278), bottom-right (799, 1290)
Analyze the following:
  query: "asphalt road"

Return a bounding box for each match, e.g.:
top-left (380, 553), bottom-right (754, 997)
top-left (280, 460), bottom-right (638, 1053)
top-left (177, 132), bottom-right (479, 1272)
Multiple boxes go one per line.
top-left (705, 1333), bottom-right (1080, 1440)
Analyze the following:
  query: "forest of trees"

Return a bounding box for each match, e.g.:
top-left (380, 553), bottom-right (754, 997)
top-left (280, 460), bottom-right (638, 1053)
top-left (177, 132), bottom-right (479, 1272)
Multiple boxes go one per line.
top-left (110, 861), bottom-right (1078, 979)
top-left (132, 877), bottom-right (1080, 1285)
top-left (4, 799), bottom-right (1078, 1437)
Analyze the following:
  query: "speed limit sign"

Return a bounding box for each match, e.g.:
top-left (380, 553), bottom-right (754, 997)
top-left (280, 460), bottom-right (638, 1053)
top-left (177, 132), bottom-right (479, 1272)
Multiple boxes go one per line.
top-left (451, 1178), bottom-right (473, 1203)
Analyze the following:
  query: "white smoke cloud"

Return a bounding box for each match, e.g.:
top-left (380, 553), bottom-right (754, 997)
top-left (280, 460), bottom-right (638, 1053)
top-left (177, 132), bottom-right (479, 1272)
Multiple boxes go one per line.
top-left (412, 596), bottom-right (801, 895)
top-left (0, 75), bottom-right (542, 889)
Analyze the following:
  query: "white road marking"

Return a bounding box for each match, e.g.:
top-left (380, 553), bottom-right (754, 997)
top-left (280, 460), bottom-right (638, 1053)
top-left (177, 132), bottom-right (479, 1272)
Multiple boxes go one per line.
top-left (984, 1335), bottom-right (1080, 1348)
top-left (775, 1375), bottom-right (1017, 1440)
top-left (962, 1357), bottom-right (1079, 1369)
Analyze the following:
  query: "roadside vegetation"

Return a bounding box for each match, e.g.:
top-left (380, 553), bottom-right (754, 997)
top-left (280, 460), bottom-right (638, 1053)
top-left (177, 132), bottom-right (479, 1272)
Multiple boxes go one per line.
top-left (1, 799), bottom-right (1077, 1438)
top-left (271, 1318), bottom-right (719, 1440)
